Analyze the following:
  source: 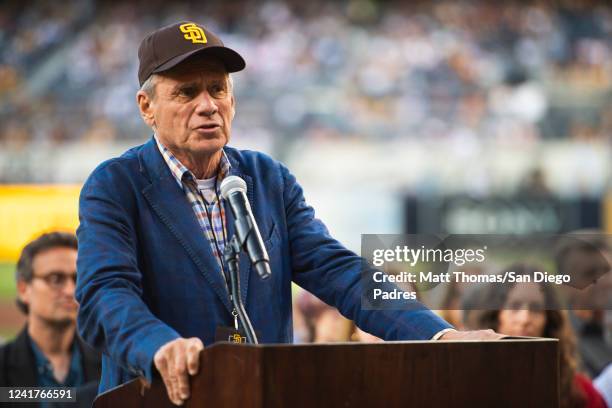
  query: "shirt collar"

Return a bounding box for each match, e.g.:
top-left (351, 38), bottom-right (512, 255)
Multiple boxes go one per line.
top-left (154, 135), bottom-right (231, 190)
top-left (29, 335), bottom-right (82, 386)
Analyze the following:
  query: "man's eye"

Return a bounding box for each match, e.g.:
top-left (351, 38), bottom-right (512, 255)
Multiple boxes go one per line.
top-left (178, 87), bottom-right (197, 97)
top-left (210, 84), bottom-right (225, 95)
top-left (49, 274), bottom-right (63, 284)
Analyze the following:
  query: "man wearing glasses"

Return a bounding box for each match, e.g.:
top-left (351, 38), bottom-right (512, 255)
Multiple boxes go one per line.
top-left (0, 232), bottom-right (101, 407)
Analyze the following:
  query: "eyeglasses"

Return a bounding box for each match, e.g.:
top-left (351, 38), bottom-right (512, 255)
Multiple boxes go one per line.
top-left (32, 272), bottom-right (77, 289)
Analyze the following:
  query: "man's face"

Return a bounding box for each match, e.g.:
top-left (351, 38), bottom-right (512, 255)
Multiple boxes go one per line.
top-left (138, 58), bottom-right (235, 159)
top-left (18, 247), bottom-right (78, 326)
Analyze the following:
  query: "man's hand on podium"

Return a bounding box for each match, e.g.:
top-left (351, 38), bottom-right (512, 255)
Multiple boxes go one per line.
top-left (438, 329), bottom-right (504, 340)
top-left (153, 337), bottom-right (204, 406)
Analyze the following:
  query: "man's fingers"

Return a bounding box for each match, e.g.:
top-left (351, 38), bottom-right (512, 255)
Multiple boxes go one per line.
top-left (156, 365), bottom-right (171, 401)
top-left (478, 329), bottom-right (504, 339)
top-left (159, 363), bottom-right (180, 405)
top-left (174, 349), bottom-right (190, 401)
top-left (186, 338), bottom-right (204, 376)
top-left (168, 372), bottom-right (181, 405)
top-left (154, 353), bottom-right (173, 401)
top-left (153, 338), bottom-right (204, 406)
top-left (153, 347), bottom-right (168, 373)
top-left (155, 343), bottom-right (182, 405)
top-left (167, 357), bottom-right (182, 405)
top-left (439, 329), bottom-right (504, 340)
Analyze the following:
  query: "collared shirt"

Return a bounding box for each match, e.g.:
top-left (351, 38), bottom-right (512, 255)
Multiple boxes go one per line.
top-left (30, 336), bottom-right (84, 408)
top-left (155, 136), bottom-right (230, 268)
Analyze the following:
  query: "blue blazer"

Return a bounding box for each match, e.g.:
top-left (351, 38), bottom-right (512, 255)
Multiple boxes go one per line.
top-left (76, 137), bottom-right (451, 393)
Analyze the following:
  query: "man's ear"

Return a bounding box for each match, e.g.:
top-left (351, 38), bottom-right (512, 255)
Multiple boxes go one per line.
top-left (137, 91), bottom-right (156, 128)
top-left (16, 280), bottom-right (30, 308)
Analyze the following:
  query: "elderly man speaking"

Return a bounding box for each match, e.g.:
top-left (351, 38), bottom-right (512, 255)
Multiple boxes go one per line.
top-left (76, 21), bottom-right (500, 405)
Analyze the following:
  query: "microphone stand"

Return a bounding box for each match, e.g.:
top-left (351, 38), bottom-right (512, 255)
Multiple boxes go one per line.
top-left (223, 235), bottom-right (259, 344)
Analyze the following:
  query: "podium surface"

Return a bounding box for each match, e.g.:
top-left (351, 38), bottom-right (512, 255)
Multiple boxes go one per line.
top-left (94, 339), bottom-right (559, 408)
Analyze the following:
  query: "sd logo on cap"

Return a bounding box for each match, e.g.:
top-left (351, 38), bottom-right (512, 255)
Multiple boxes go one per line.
top-left (179, 23), bottom-right (207, 44)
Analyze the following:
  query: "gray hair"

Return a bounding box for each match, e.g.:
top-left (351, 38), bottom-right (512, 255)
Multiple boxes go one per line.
top-left (140, 74), bottom-right (159, 99)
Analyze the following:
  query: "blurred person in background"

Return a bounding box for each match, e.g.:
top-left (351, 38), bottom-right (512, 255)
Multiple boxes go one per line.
top-left (436, 266), bottom-right (486, 330)
top-left (294, 290), bottom-right (383, 343)
top-left (478, 263), bottom-right (607, 408)
top-left (0, 232), bottom-right (101, 407)
top-left (294, 290), bottom-right (352, 343)
top-left (438, 283), bottom-right (465, 330)
top-left (348, 323), bottom-right (383, 343)
top-left (555, 232), bottom-right (612, 378)
top-left (76, 20), bottom-right (500, 406)
top-left (460, 282), bottom-right (491, 331)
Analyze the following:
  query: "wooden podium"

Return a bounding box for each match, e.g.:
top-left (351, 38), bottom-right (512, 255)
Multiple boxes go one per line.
top-left (93, 339), bottom-right (559, 407)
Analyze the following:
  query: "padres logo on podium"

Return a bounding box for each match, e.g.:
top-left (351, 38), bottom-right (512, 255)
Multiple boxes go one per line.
top-left (229, 333), bottom-right (246, 343)
top-left (179, 23), bottom-right (207, 44)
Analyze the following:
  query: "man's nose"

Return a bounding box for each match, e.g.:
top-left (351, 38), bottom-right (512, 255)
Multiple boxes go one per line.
top-left (195, 91), bottom-right (218, 116)
top-left (64, 277), bottom-right (77, 296)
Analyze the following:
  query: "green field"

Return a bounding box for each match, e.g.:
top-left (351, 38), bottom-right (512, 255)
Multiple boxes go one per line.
top-left (0, 263), bottom-right (19, 340)
top-left (0, 263), bottom-right (15, 299)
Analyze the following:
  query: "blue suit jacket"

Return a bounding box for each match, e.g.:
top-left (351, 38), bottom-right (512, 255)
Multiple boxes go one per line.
top-left (76, 137), bottom-right (451, 393)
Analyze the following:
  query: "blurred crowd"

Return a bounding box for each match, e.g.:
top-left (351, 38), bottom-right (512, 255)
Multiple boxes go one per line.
top-left (0, 0), bottom-right (611, 182)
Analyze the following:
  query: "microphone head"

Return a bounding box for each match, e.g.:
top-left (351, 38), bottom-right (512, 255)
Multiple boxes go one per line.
top-left (220, 175), bottom-right (247, 200)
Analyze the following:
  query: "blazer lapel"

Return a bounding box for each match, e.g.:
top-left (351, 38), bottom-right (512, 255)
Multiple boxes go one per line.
top-left (139, 138), bottom-right (233, 313)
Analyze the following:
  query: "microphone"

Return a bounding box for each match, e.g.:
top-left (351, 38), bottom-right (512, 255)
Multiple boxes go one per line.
top-left (220, 176), bottom-right (271, 280)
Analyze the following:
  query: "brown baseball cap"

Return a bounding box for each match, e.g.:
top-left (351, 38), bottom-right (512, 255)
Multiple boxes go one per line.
top-left (137, 21), bottom-right (246, 86)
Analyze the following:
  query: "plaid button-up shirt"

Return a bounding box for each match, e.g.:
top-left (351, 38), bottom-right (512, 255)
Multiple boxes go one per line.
top-left (155, 136), bottom-right (230, 269)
